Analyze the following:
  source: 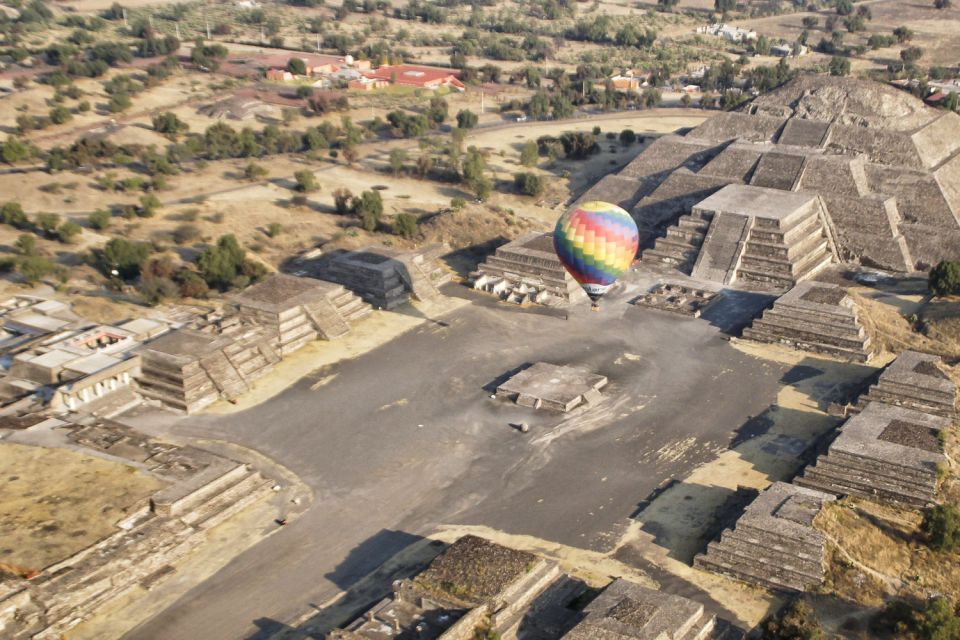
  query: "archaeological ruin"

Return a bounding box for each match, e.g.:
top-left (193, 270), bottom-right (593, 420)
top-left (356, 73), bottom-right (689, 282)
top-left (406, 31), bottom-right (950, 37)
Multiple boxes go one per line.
top-left (0, 416), bottom-right (273, 638)
top-left (795, 401), bottom-right (950, 509)
top-left (633, 282), bottom-right (721, 317)
top-left (312, 244), bottom-right (451, 310)
top-left (471, 232), bottom-right (588, 305)
top-left (854, 350), bottom-right (958, 419)
top-left (496, 362), bottom-right (608, 412)
top-left (694, 482), bottom-right (835, 593)
top-left (581, 76), bottom-right (960, 284)
top-left (740, 281), bottom-right (874, 362)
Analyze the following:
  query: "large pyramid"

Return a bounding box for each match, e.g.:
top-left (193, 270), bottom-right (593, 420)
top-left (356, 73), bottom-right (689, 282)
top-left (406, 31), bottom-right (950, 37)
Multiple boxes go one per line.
top-left (579, 76), bottom-right (960, 282)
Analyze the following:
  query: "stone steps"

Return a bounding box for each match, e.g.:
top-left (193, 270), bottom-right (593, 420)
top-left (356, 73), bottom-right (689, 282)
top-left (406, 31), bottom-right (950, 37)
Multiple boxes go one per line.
top-left (742, 326), bottom-right (872, 362)
top-left (795, 469), bottom-right (934, 509)
top-left (862, 385), bottom-right (957, 419)
top-left (182, 472), bottom-right (273, 530)
top-left (693, 545), bottom-right (819, 593)
top-left (745, 317), bottom-right (870, 350)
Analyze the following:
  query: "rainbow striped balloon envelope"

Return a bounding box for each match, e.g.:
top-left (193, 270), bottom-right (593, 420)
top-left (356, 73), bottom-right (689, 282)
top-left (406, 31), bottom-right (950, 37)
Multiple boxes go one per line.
top-left (553, 201), bottom-right (639, 303)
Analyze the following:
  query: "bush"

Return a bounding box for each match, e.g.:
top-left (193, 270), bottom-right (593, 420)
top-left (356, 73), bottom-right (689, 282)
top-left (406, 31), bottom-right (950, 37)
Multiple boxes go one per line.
top-left (266, 222), bottom-right (283, 238)
top-left (176, 269), bottom-right (209, 298)
top-left (333, 188), bottom-right (353, 215)
top-left (393, 213), bottom-right (418, 239)
top-left (759, 598), bottom-right (823, 640)
top-left (197, 234), bottom-right (247, 290)
top-left (520, 140), bottom-right (538, 167)
top-left (15, 234), bottom-right (37, 256)
top-left (36, 212), bottom-right (61, 237)
top-left (139, 193), bottom-right (161, 217)
top-left (57, 221), bottom-right (82, 243)
top-left (514, 172), bottom-right (544, 197)
top-left (49, 106), bottom-right (72, 125)
top-left (351, 190), bottom-right (383, 231)
top-left (18, 256), bottom-right (57, 284)
top-left (1, 202), bottom-right (30, 229)
top-left (922, 504), bottom-right (960, 552)
top-left (243, 162), bottom-right (268, 180)
top-left (929, 260), bottom-right (960, 296)
top-left (456, 109), bottom-right (478, 129)
top-left (619, 129), bottom-right (636, 145)
top-left (100, 237), bottom-right (151, 279)
top-left (294, 170), bottom-right (319, 193)
top-left (88, 209), bottom-right (111, 230)
top-left (171, 224), bottom-right (199, 245)
top-left (140, 276), bottom-right (180, 305)
top-left (451, 197), bottom-right (466, 210)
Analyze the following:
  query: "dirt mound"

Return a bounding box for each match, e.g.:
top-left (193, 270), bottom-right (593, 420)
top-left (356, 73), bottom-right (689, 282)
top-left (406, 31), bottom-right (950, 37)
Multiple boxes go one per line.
top-left (748, 76), bottom-right (936, 131)
top-left (418, 204), bottom-right (545, 250)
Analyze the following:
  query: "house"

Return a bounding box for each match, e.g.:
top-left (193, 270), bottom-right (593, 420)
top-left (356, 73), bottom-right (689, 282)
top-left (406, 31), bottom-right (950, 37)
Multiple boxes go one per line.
top-left (772, 43), bottom-right (808, 57)
top-left (265, 68), bottom-right (293, 82)
top-left (366, 64), bottom-right (465, 91)
top-left (348, 77), bottom-right (389, 91)
top-left (697, 23), bottom-right (756, 43)
top-left (609, 74), bottom-right (642, 91)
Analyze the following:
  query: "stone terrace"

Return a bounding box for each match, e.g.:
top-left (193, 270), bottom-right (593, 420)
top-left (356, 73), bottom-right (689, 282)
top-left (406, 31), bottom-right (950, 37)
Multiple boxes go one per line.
top-left (796, 402), bottom-right (950, 509)
top-left (693, 482), bottom-right (835, 593)
top-left (232, 273), bottom-right (371, 355)
top-left (471, 233), bottom-right (586, 306)
top-left (741, 281), bottom-right (873, 362)
top-left (315, 244), bottom-right (450, 310)
top-left (856, 350), bottom-right (958, 419)
top-left (632, 283), bottom-right (720, 318)
top-left (562, 578), bottom-right (729, 640)
top-left (496, 362), bottom-right (607, 412)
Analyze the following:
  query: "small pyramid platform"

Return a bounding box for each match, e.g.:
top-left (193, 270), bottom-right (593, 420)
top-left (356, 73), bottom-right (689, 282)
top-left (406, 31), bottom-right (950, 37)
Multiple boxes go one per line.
top-left (856, 350), bottom-right (958, 419)
top-left (796, 401), bottom-right (950, 509)
top-left (693, 482), bottom-right (835, 594)
top-left (741, 281), bottom-right (873, 362)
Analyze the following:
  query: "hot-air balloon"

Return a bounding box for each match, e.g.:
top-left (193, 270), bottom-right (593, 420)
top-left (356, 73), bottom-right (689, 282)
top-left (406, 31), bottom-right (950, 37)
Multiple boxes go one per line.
top-left (553, 201), bottom-right (640, 310)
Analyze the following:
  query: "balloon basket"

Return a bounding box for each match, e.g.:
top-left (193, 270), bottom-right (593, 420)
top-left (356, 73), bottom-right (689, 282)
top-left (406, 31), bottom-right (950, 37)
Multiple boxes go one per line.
top-left (590, 303), bottom-right (600, 312)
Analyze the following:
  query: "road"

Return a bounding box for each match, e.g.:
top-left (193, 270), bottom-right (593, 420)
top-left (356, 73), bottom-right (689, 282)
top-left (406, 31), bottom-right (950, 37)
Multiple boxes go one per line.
top-left (123, 272), bottom-right (785, 640)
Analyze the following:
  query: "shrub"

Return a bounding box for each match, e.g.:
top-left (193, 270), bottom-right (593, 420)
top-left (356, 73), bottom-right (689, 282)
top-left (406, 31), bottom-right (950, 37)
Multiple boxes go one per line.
top-left (100, 237), bottom-right (151, 279)
top-left (139, 193), bottom-right (161, 217)
top-left (351, 190), bottom-right (384, 232)
top-left (57, 221), bottom-right (82, 243)
top-left (456, 109), bottom-right (478, 129)
top-left (759, 598), bottom-right (823, 640)
top-left (140, 276), bottom-right (180, 305)
top-left (266, 222), bottom-right (283, 238)
top-left (88, 209), bottom-right (111, 230)
top-left (619, 129), bottom-right (636, 145)
top-left (450, 197), bottom-right (466, 210)
top-left (520, 140), bottom-right (538, 167)
top-left (393, 213), bottom-right (418, 239)
top-left (197, 234), bottom-right (246, 290)
top-left (18, 256), bottom-right (57, 284)
top-left (243, 162), bottom-right (268, 181)
top-left (49, 105), bottom-right (72, 125)
top-left (514, 172), bottom-right (544, 197)
top-left (1, 202), bottom-right (30, 229)
top-left (36, 212), bottom-right (61, 237)
top-left (922, 504), bottom-right (960, 552)
top-left (170, 225), bottom-right (200, 247)
top-left (294, 170), bottom-right (319, 193)
top-left (15, 234), bottom-right (37, 256)
top-left (929, 260), bottom-right (960, 296)
top-left (176, 269), bottom-right (209, 298)
top-left (333, 188), bottom-right (353, 215)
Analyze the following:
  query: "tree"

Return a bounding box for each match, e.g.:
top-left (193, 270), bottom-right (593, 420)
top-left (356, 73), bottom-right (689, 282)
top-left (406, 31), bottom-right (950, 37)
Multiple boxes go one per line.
top-left (243, 162), bottom-right (268, 181)
top-left (829, 56), bottom-right (851, 76)
top-left (514, 172), bottom-right (544, 196)
top-left (15, 234), bottom-right (37, 256)
top-left (802, 16), bottom-right (819, 29)
top-left (176, 269), bottom-right (209, 298)
top-left (930, 260), bottom-right (960, 295)
top-left (657, 0), bottom-right (679, 10)
top-left (294, 170), bottom-right (319, 192)
top-left (57, 221), bottom-right (81, 243)
top-left (333, 188), bottom-right (353, 214)
top-left (388, 148), bottom-right (407, 177)
top-left (935, 0), bottom-right (952, 8)
top-left (894, 26), bottom-right (913, 43)
top-left (88, 209), bottom-right (111, 230)
top-left (49, 106), bottom-right (72, 125)
top-left (836, 0), bottom-right (854, 15)
top-left (1, 138), bottom-right (31, 164)
top-left (760, 598), bottom-right (823, 640)
top-left (901, 46), bottom-right (924, 65)
top-left (426, 96), bottom-right (448, 126)
top-left (520, 140), bottom-right (539, 167)
top-left (619, 129), bottom-right (637, 145)
top-left (714, 0), bottom-right (736, 14)
top-left (18, 256), bottom-right (57, 285)
top-left (101, 238), bottom-right (151, 279)
top-left (922, 505), bottom-right (960, 552)
top-left (287, 57), bottom-right (307, 75)
top-left (198, 234), bottom-right (246, 290)
top-left (140, 276), bottom-right (180, 305)
top-left (351, 190), bottom-right (383, 231)
top-left (2, 202), bottom-right (29, 229)
top-left (456, 109), bottom-right (479, 129)
top-left (36, 213), bottom-right (60, 237)
top-left (393, 213), bottom-right (418, 239)
top-left (152, 112), bottom-right (188, 137)
top-left (919, 597), bottom-right (960, 639)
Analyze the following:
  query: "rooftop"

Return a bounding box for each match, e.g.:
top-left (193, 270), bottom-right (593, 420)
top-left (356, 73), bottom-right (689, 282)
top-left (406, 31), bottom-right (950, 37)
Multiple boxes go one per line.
top-left (693, 184), bottom-right (815, 220)
top-left (232, 273), bottom-right (340, 312)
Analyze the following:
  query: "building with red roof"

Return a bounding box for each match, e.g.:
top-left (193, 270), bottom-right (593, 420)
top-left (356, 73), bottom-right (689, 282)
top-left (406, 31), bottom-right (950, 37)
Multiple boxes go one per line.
top-left (366, 64), bottom-right (464, 91)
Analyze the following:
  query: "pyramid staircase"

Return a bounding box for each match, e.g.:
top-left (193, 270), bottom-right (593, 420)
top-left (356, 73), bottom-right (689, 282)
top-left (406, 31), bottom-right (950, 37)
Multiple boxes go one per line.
top-left (641, 213), bottom-right (714, 273)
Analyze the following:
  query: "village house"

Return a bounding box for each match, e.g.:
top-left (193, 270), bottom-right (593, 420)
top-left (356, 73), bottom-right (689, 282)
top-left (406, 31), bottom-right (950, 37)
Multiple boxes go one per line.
top-left (365, 64), bottom-right (465, 91)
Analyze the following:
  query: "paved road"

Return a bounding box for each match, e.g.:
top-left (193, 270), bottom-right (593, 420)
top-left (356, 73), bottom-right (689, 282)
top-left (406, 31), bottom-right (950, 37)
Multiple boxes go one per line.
top-left (124, 274), bottom-right (784, 640)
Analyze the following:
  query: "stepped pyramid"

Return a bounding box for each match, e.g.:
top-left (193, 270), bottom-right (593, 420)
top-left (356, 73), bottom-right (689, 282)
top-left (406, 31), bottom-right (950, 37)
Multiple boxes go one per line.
top-left (856, 350), bottom-right (958, 419)
top-left (471, 232), bottom-right (587, 305)
top-left (562, 578), bottom-right (740, 640)
top-left (579, 76), bottom-right (960, 280)
top-left (317, 244), bottom-right (451, 310)
top-left (232, 273), bottom-right (371, 355)
top-left (694, 482), bottom-right (835, 594)
top-left (741, 281), bottom-right (873, 362)
top-left (796, 402), bottom-right (950, 509)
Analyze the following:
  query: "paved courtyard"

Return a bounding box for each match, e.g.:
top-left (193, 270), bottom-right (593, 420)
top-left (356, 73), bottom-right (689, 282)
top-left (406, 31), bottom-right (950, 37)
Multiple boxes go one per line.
top-left (124, 274), bottom-right (791, 640)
